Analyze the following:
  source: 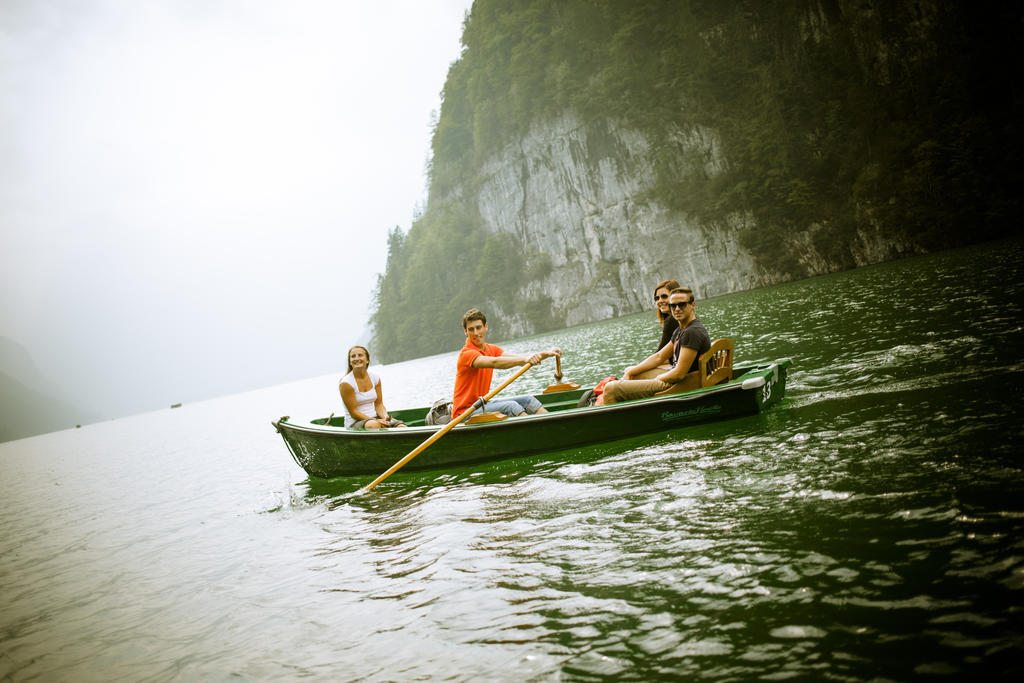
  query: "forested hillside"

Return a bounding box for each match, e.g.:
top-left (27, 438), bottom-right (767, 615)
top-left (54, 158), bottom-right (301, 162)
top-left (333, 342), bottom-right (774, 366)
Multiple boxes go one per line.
top-left (372, 0), bottom-right (1023, 363)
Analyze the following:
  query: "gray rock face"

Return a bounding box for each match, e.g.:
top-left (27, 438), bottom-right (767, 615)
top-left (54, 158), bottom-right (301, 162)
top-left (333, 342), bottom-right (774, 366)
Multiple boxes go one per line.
top-left (465, 112), bottom-right (910, 338)
top-left (470, 113), bottom-right (766, 336)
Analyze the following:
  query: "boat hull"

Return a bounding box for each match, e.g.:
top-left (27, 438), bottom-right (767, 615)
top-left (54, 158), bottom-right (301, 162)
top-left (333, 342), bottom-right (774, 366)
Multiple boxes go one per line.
top-left (274, 360), bottom-right (791, 479)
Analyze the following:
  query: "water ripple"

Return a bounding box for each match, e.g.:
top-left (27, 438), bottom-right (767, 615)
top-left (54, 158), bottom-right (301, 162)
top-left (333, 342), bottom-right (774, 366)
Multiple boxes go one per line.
top-left (4, 240), bottom-right (1024, 679)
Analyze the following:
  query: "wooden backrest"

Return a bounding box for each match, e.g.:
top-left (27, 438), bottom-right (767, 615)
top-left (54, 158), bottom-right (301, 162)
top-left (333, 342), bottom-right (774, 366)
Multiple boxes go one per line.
top-left (653, 338), bottom-right (735, 396)
top-left (699, 338), bottom-right (734, 387)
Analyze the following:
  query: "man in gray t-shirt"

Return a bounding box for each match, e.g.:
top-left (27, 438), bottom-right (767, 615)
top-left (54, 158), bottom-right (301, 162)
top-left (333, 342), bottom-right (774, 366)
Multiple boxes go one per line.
top-left (603, 288), bottom-right (711, 404)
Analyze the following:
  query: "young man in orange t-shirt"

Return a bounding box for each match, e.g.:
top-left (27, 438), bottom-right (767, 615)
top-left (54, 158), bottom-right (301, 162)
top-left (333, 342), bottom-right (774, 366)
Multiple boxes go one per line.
top-left (452, 308), bottom-right (561, 419)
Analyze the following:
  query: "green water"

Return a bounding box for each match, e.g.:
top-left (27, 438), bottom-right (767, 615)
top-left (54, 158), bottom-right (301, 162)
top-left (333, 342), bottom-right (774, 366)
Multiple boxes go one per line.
top-left (2, 239), bottom-right (1022, 680)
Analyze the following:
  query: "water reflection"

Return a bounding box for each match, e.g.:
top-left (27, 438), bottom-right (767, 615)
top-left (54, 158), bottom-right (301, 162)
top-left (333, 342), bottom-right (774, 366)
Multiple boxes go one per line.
top-left (291, 240), bottom-right (1024, 678)
top-left (3, 240), bottom-right (1022, 679)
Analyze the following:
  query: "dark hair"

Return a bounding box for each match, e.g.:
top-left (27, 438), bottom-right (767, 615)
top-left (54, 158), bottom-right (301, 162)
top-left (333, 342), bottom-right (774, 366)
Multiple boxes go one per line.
top-left (670, 287), bottom-right (694, 303)
top-left (462, 308), bottom-right (487, 329)
top-left (346, 345), bottom-right (370, 374)
top-left (654, 279), bottom-right (682, 322)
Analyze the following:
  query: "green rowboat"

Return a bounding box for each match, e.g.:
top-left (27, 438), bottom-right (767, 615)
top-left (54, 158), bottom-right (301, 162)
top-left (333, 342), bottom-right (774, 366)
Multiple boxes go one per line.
top-left (273, 359), bottom-right (791, 479)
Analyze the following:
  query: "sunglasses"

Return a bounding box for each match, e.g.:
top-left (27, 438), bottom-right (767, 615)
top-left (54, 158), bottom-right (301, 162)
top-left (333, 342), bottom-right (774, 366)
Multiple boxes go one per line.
top-left (654, 293), bottom-right (670, 301)
top-left (668, 300), bottom-right (693, 309)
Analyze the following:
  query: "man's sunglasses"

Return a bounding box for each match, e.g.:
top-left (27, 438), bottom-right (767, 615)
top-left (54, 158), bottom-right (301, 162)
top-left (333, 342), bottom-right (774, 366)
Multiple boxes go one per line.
top-left (668, 300), bottom-right (693, 309)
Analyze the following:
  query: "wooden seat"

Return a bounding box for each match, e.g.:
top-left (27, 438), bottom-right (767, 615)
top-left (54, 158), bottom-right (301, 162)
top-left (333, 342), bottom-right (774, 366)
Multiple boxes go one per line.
top-left (542, 381), bottom-right (581, 393)
top-left (654, 371), bottom-right (701, 395)
top-left (655, 338), bottom-right (734, 395)
top-left (465, 411), bottom-right (508, 424)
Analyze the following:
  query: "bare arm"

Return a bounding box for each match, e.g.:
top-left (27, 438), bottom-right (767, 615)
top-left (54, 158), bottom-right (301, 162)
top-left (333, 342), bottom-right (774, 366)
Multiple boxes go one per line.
top-left (656, 347), bottom-right (697, 383)
top-left (472, 347), bottom-right (561, 370)
top-left (339, 382), bottom-right (375, 422)
top-left (623, 343), bottom-right (675, 380)
top-left (373, 381), bottom-right (389, 421)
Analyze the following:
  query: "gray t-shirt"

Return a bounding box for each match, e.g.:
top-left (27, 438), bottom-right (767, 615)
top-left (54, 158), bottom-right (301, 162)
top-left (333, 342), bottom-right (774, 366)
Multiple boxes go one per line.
top-left (670, 318), bottom-right (711, 373)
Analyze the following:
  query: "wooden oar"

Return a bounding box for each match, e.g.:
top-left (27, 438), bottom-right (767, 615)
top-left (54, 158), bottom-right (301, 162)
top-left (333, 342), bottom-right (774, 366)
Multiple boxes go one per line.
top-left (543, 355), bottom-right (580, 393)
top-left (362, 361), bottom-right (536, 491)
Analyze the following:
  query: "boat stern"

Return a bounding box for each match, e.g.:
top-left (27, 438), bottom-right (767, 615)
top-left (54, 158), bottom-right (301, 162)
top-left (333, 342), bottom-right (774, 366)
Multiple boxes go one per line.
top-left (739, 358), bottom-right (791, 411)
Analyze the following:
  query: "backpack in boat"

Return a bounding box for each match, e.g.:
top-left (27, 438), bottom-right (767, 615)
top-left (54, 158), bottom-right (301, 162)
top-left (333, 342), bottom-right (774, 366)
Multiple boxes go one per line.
top-left (577, 376), bottom-right (617, 407)
top-left (425, 398), bottom-right (453, 425)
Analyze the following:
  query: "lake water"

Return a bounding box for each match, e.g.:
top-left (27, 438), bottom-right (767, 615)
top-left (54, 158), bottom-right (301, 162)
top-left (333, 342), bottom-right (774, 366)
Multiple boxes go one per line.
top-left (2, 239), bottom-right (1023, 680)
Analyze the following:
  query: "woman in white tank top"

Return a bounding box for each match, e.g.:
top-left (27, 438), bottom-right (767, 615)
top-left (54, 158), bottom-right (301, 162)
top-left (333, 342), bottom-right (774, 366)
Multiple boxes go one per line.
top-left (339, 345), bottom-right (404, 429)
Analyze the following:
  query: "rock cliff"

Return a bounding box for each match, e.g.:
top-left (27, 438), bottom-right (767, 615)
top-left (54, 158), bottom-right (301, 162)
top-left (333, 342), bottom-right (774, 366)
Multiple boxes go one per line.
top-left (371, 0), bottom-right (1022, 362)
top-left (470, 112), bottom-right (906, 337)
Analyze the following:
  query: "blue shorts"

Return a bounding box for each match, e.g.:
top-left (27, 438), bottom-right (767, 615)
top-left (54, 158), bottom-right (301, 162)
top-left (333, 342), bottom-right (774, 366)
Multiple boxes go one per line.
top-left (470, 394), bottom-right (542, 417)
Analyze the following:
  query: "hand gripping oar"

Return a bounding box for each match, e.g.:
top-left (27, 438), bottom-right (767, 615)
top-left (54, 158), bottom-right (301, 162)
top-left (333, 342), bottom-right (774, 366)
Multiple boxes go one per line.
top-left (362, 361), bottom-right (536, 491)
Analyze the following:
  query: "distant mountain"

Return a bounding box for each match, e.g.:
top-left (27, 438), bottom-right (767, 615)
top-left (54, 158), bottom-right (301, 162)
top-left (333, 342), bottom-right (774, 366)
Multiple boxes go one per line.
top-left (1, 335), bottom-right (61, 395)
top-left (0, 337), bottom-right (99, 442)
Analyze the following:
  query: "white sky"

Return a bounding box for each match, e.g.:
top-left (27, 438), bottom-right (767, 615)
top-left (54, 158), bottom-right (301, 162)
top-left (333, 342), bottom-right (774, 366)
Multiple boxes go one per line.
top-left (0, 0), bottom-right (472, 418)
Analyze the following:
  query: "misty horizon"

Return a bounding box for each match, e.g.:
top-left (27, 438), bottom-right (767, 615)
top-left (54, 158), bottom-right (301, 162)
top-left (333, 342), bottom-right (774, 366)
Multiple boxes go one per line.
top-left (1, 0), bottom-right (473, 440)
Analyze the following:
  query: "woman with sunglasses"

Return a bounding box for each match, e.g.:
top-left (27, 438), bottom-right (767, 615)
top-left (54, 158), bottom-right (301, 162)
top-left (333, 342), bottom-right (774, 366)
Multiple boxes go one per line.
top-left (653, 278), bottom-right (683, 351)
top-left (602, 288), bottom-right (711, 404)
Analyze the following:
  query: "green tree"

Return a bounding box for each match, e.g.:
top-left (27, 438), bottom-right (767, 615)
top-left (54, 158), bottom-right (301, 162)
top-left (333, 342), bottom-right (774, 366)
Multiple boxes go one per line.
top-left (372, 0), bottom-right (1023, 362)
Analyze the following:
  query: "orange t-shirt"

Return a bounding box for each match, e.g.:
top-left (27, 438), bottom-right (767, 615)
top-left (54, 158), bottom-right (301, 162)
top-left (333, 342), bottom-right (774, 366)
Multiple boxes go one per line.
top-left (453, 340), bottom-right (503, 418)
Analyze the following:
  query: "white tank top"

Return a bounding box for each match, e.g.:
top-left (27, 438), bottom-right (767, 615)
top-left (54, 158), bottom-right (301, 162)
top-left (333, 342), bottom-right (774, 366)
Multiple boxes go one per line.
top-left (340, 370), bottom-right (380, 427)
